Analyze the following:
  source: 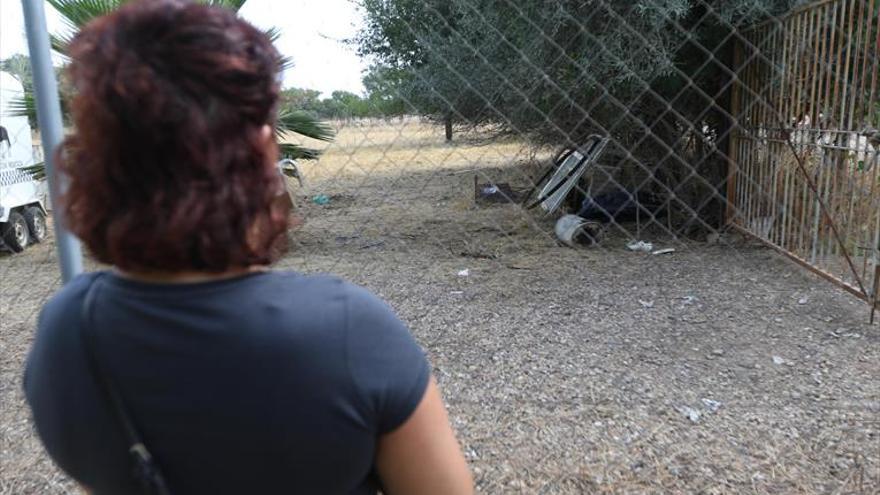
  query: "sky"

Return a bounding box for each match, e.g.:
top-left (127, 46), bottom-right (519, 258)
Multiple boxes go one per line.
top-left (0, 0), bottom-right (368, 96)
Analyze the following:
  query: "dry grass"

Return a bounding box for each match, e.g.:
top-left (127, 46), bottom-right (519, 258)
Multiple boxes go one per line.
top-left (1, 121), bottom-right (878, 494)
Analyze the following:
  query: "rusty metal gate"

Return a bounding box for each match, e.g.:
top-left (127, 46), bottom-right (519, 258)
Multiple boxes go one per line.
top-left (728, 0), bottom-right (880, 317)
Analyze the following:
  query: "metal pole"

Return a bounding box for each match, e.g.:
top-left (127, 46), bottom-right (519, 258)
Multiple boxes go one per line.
top-left (21, 0), bottom-right (83, 283)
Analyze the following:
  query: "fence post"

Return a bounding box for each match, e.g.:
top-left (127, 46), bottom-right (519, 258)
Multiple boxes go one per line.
top-left (21, 0), bottom-right (83, 283)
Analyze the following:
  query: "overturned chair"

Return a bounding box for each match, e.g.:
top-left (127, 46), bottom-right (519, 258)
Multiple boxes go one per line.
top-left (523, 135), bottom-right (610, 214)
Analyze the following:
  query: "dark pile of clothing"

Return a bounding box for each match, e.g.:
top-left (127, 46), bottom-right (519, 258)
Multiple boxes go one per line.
top-left (577, 189), bottom-right (668, 224)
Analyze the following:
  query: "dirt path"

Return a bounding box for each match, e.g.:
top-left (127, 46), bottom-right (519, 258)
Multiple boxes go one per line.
top-left (1, 122), bottom-right (878, 494)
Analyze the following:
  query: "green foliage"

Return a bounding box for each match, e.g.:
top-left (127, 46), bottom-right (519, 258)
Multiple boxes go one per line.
top-left (276, 108), bottom-right (335, 159)
top-left (355, 0), bottom-right (805, 223)
top-left (355, 0), bottom-right (802, 139)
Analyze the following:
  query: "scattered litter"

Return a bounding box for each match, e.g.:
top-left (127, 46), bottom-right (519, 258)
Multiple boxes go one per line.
top-left (678, 406), bottom-right (702, 423)
top-left (711, 349), bottom-right (724, 357)
top-left (701, 398), bottom-right (722, 413)
top-left (312, 194), bottom-right (331, 205)
top-left (772, 355), bottom-right (787, 366)
top-left (627, 240), bottom-right (654, 252)
top-left (457, 269), bottom-right (470, 277)
top-left (474, 178), bottom-right (522, 204)
top-left (797, 296), bottom-right (809, 305)
top-left (555, 215), bottom-right (603, 247)
top-left (450, 291), bottom-right (464, 295)
top-left (652, 248), bottom-right (676, 255)
top-left (638, 299), bottom-right (655, 308)
top-left (683, 296), bottom-right (697, 305)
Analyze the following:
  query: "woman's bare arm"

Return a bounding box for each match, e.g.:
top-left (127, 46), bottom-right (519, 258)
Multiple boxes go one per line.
top-left (375, 377), bottom-right (474, 495)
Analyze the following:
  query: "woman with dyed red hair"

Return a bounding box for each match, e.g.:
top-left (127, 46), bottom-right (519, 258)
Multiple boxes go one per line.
top-left (23, 1), bottom-right (472, 494)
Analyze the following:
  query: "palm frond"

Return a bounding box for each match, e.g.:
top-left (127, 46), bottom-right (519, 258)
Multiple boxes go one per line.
top-left (278, 144), bottom-right (323, 161)
top-left (276, 109), bottom-right (335, 142)
top-left (278, 55), bottom-right (295, 72)
top-left (7, 93), bottom-right (37, 125)
top-left (8, 88), bottom-right (70, 130)
top-left (263, 28), bottom-right (294, 71)
top-left (50, 33), bottom-right (75, 55)
top-left (21, 163), bottom-right (47, 181)
top-left (264, 26), bottom-right (282, 43)
top-left (47, 0), bottom-right (126, 53)
top-left (47, 0), bottom-right (125, 28)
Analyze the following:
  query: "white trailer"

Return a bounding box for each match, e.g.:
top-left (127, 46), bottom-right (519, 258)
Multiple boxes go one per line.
top-left (0, 70), bottom-right (48, 252)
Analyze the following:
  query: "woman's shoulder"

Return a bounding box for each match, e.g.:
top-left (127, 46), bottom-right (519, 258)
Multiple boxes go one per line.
top-left (39, 272), bottom-right (103, 326)
top-left (265, 271), bottom-right (389, 312)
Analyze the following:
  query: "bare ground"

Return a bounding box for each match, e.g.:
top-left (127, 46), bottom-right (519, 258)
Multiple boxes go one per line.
top-left (1, 121), bottom-right (878, 494)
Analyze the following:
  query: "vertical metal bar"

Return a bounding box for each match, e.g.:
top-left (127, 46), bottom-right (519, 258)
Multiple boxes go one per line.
top-left (863, 1), bottom-right (880, 280)
top-left (21, 0), bottom-right (83, 283)
top-left (727, 39), bottom-right (744, 226)
top-left (766, 25), bottom-right (779, 243)
top-left (856, 0), bottom-right (876, 280)
top-left (871, 265), bottom-right (879, 324)
top-left (744, 41), bottom-right (758, 233)
top-left (811, 3), bottom-right (834, 264)
top-left (785, 11), bottom-right (809, 251)
top-left (777, 17), bottom-right (796, 246)
top-left (752, 26), bottom-right (769, 237)
top-left (810, 3), bottom-right (837, 266)
top-left (840, 0), bottom-right (867, 278)
top-left (725, 37), bottom-right (742, 227)
top-left (811, 145), bottom-right (826, 264)
top-left (871, 152), bottom-right (880, 296)
top-left (835, 0), bottom-right (857, 277)
top-left (797, 8), bottom-right (820, 255)
top-left (824, 0), bottom-right (848, 273)
top-left (817, 1), bottom-right (840, 267)
top-left (764, 25), bottom-right (780, 240)
top-left (847, 0), bottom-right (870, 127)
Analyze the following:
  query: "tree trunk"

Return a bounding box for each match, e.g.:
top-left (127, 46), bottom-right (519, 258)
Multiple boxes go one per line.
top-left (445, 114), bottom-right (453, 142)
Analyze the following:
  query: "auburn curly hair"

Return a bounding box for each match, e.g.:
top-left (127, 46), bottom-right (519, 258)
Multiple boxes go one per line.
top-left (59, 0), bottom-right (288, 272)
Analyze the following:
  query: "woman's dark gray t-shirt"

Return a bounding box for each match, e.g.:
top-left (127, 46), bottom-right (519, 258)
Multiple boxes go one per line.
top-left (24, 271), bottom-right (431, 494)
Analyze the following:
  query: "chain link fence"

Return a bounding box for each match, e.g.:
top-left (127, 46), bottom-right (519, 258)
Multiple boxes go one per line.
top-left (2, 0), bottom-right (879, 493)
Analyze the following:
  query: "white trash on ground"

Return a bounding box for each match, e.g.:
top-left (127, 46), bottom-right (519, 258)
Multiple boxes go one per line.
top-left (652, 248), bottom-right (676, 255)
top-left (554, 214), bottom-right (602, 247)
top-left (627, 240), bottom-right (654, 252)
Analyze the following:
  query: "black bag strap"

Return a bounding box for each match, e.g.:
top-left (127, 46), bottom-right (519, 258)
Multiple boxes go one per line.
top-left (81, 275), bottom-right (172, 495)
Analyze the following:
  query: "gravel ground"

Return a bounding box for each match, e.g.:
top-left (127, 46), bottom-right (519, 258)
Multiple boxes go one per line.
top-left (1, 123), bottom-right (878, 494)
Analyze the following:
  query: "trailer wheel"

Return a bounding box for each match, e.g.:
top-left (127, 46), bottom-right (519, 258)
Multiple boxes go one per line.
top-left (2, 211), bottom-right (29, 253)
top-left (24, 207), bottom-right (47, 243)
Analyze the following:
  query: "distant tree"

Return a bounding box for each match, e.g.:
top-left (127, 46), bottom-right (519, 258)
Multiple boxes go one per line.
top-left (281, 87), bottom-right (323, 115)
top-left (362, 65), bottom-right (408, 117)
top-left (1, 54), bottom-right (33, 91)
